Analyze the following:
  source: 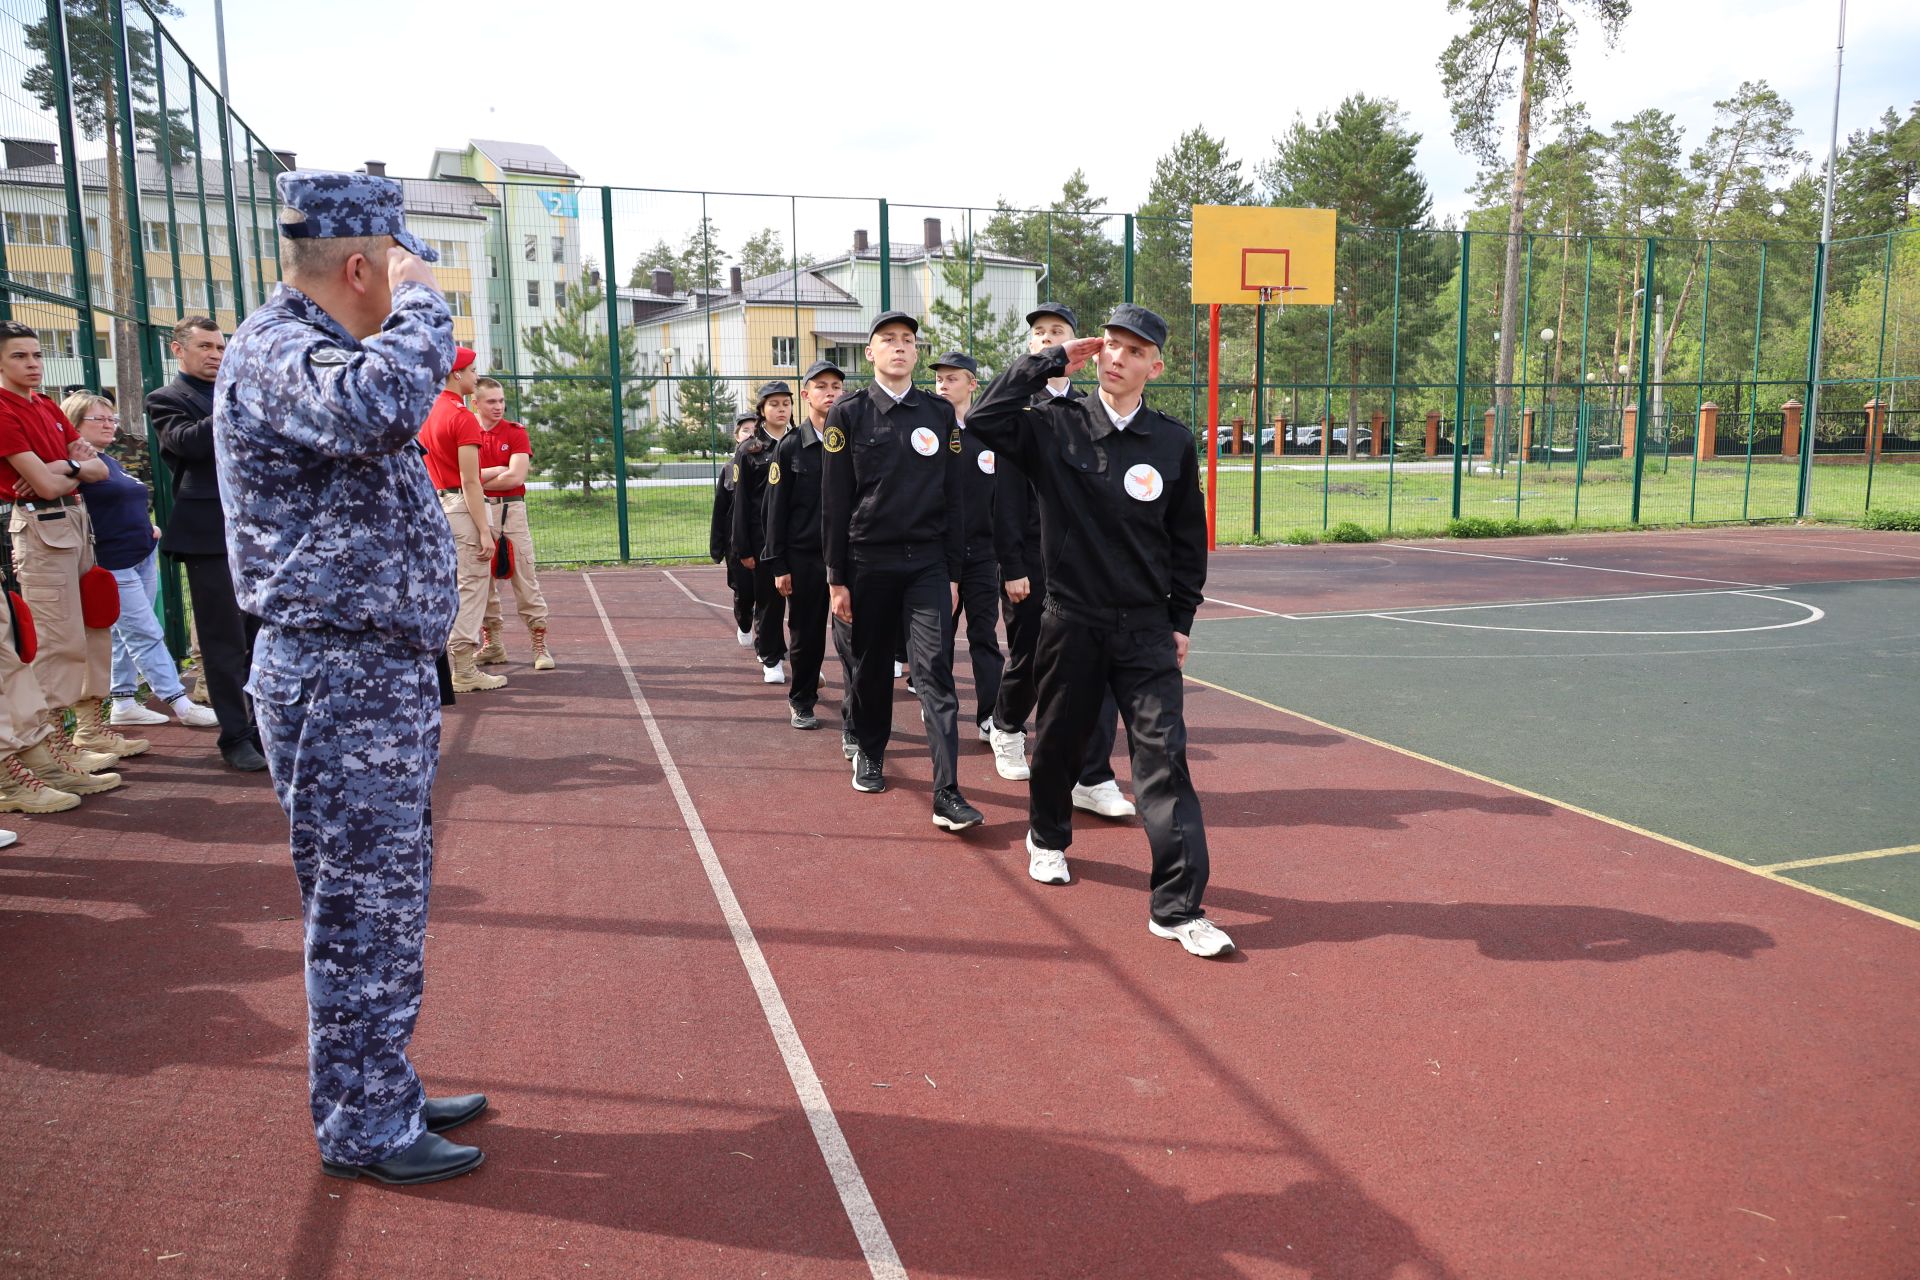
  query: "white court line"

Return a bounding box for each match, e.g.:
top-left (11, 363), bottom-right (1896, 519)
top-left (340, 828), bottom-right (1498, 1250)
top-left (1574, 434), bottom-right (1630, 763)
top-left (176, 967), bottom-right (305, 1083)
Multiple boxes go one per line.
top-left (1375, 591), bottom-right (1824, 637)
top-left (583, 574), bottom-right (906, 1280)
top-left (1280, 585), bottom-right (1787, 621)
top-left (1203, 594), bottom-right (1282, 617)
top-left (1382, 541), bottom-right (1774, 588)
top-left (663, 568), bottom-right (731, 610)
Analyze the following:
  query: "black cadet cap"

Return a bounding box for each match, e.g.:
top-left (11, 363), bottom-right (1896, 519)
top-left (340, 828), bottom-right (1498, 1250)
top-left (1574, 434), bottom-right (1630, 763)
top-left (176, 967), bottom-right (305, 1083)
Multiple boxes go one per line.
top-left (734, 410), bottom-right (760, 426)
top-left (1024, 302), bottom-right (1078, 332)
top-left (867, 310), bottom-right (919, 339)
top-left (755, 380), bottom-right (793, 407)
top-left (1104, 303), bottom-right (1168, 350)
top-left (802, 359), bottom-right (845, 382)
top-left (929, 350), bottom-right (979, 375)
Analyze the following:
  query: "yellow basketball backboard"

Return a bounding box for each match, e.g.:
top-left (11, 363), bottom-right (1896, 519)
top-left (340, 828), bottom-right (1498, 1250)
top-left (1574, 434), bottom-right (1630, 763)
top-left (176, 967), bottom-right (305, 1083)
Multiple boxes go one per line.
top-left (1191, 205), bottom-right (1337, 306)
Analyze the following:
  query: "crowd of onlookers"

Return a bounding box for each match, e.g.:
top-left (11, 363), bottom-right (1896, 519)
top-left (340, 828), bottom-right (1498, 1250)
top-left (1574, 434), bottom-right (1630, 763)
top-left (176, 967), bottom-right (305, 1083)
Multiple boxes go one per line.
top-left (0, 316), bottom-right (263, 847)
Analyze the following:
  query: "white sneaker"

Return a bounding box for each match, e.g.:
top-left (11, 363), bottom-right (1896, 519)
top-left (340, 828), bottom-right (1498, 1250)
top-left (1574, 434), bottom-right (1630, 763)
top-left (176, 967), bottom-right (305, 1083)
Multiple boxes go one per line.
top-left (976, 719), bottom-right (993, 743)
top-left (1072, 779), bottom-right (1136, 819)
top-left (110, 699), bottom-right (169, 726)
top-left (1148, 917), bottom-right (1235, 957)
top-left (762, 661), bottom-right (786, 684)
top-left (0, 830), bottom-right (15, 850)
top-left (170, 698), bottom-right (219, 728)
top-left (736, 629), bottom-right (753, 648)
top-left (989, 726), bottom-right (1031, 780)
top-left (1025, 831), bottom-right (1070, 885)
top-left (893, 661), bottom-right (905, 678)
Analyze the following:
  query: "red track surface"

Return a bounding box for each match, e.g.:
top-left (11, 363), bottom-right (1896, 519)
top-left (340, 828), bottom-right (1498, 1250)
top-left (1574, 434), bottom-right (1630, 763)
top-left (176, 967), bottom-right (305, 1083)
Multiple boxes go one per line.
top-left (3, 531), bottom-right (1917, 1278)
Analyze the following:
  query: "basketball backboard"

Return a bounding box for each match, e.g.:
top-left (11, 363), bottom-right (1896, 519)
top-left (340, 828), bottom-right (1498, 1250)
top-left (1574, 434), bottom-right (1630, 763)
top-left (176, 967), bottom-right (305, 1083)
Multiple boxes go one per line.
top-left (1191, 206), bottom-right (1336, 306)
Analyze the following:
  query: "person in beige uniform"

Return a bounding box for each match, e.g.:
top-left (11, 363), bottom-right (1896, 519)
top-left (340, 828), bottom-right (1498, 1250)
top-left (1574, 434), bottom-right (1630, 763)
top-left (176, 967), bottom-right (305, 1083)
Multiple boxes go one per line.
top-left (470, 378), bottom-right (552, 671)
top-left (417, 348), bottom-right (504, 693)
top-left (0, 572), bottom-right (120, 814)
top-left (0, 321), bottom-right (125, 788)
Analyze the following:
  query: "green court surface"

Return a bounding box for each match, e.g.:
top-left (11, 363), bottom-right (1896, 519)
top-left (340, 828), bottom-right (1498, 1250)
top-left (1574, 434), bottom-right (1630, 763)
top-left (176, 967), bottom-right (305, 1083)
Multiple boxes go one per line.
top-left (1188, 574), bottom-right (1920, 926)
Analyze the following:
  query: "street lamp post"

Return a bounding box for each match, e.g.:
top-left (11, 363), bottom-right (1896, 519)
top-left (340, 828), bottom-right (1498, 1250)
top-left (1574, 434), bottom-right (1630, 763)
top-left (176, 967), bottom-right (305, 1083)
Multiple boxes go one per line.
top-left (1538, 327), bottom-right (1556, 462)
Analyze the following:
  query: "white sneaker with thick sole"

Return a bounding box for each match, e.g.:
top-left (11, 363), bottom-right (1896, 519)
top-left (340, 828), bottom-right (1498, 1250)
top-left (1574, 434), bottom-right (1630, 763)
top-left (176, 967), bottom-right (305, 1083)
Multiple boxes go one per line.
top-left (1072, 779), bottom-right (1136, 818)
top-left (989, 725), bottom-right (1031, 781)
top-left (762, 661), bottom-right (786, 684)
top-left (169, 698), bottom-right (219, 727)
top-left (1025, 831), bottom-right (1070, 885)
top-left (110, 700), bottom-right (169, 726)
top-left (892, 661), bottom-right (904, 678)
top-left (1148, 917), bottom-right (1235, 957)
top-left (976, 720), bottom-right (993, 743)
top-left (736, 629), bottom-right (754, 648)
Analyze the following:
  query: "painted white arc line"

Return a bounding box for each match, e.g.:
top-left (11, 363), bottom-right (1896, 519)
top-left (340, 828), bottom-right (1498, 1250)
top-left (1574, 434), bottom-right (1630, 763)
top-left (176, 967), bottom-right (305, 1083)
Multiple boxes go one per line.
top-left (583, 573), bottom-right (907, 1280)
top-left (664, 568), bottom-right (731, 610)
top-left (1374, 592), bottom-right (1825, 636)
top-left (1277, 585), bottom-right (1788, 622)
top-left (1382, 541), bottom-right (1773, 588)
top-left (1203, 594), bottom-right (1281, 617)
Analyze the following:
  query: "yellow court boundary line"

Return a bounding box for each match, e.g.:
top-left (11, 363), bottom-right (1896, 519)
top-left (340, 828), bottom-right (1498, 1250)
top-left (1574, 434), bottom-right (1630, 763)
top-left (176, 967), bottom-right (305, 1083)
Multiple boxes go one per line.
top-left (1181, 674), bottom-right (1920, 935)
top-left (1758, 844), bottom-right (1920, 874)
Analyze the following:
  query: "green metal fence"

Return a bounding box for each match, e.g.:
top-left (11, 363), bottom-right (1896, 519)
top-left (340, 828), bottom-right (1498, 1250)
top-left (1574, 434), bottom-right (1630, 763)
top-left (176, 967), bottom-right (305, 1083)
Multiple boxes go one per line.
top-left (4, 3), bottom-right (1916, 579)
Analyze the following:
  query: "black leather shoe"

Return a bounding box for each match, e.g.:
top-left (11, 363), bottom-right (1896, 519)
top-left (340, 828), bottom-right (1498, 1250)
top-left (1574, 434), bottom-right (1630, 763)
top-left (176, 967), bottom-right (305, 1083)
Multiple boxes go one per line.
top-left (790, 707), bottom-right (821, 731)
top-left (320, 1131), bottom-right (483, 1185)
top-left (423, 1093), bottom-right (488, 1133)
top-left (851, 751), bottom-right (886, 793)
top-left (223, 741), bottom-right (268, 772)
top-left (841, 731), bottom-right (859, 761)
top-left (931, 786), bottom-right (983, 832)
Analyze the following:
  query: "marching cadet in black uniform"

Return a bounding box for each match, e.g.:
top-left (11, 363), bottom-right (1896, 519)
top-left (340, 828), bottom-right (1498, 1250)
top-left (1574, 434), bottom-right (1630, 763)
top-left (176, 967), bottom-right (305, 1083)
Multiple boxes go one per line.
top-left (929, 351), bottom-right (1005, 740)
top-left (988, 305), bottom-right (1135, 825)
top-left (709, 410), bottom-right (761, 646)
top-left (732, 382), bottom-right (794, 684)
top-left (822, 311), bottom-right (983, 832)
top-left (762, 361), bottom-right (844, 731)
top-left (968, 305), bottom-right (1232, 957)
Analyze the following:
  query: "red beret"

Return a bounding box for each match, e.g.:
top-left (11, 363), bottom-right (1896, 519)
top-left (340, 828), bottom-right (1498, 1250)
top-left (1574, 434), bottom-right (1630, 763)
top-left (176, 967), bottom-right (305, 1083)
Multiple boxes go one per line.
top-left (451, 346), bottom-right (477, 372)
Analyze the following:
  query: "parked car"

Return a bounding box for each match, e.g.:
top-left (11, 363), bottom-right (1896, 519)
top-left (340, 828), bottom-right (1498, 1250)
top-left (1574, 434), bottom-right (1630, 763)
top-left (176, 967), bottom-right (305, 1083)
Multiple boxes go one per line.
top-left (1290, 424), bottom-right (1373, 452)
top-left (1213, 425), bottom-right (1278, 453)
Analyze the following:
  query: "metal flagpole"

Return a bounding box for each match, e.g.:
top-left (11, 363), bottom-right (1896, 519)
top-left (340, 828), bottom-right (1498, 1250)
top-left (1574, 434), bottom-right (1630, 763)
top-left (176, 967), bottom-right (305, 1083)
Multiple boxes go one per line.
top-left (213, 0), bottom-right (231, 99)
top-left (1800, 0), bottom-right (1846, 518)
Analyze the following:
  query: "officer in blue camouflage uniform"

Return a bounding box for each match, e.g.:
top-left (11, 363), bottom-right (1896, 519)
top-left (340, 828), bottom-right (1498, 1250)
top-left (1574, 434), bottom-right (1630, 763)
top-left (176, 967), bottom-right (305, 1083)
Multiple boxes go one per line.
top-left (215, 171), bottom-right (488, 1186)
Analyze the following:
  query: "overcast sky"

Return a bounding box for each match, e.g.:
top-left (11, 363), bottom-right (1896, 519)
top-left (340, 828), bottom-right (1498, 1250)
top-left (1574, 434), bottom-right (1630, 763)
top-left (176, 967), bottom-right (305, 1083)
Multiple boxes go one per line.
top-left (160, 0), bottom-right (1916, 239)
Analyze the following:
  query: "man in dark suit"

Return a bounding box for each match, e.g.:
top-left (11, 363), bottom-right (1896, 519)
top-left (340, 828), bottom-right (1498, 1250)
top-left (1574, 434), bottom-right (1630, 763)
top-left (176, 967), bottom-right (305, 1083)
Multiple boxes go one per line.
top-left (148, 315), bottom-right (266, 772)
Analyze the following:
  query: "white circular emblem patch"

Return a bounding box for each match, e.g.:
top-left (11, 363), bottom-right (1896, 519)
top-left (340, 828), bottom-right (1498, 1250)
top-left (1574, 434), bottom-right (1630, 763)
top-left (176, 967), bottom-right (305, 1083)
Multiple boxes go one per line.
top-left (978, 449), bottom-right (996, 475)
top-left (910, 427), bottom-right (939, 456)
top-left (1124, 463), bottom-right (1164, 501)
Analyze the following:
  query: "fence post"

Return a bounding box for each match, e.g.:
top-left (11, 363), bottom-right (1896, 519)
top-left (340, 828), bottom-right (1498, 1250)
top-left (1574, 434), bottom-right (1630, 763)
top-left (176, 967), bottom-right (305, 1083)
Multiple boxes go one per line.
top-left (1781, 399), bottom-right (1802, 459)
top-left (1483, 408), bottom-right (1496, 460)
top-left (1696, 402), bottom-right (1718, 462)
top-left (45, 0), bottom-right (103, 389)
top-left (1123, 214), bottom-right (1134, 304)
top-left (1425, 410), bottom-right (1439, 457)
top-left (1629, 238), bottom-right (1657, 523)
top-left (600, 186), bottom-right (630, 562)
top-left (1863, 397), bottom-right (1885, 459)
top-left (1371, 409), bottom-right (1386, 457)
top-left (878, 200), bottom-right (891, 312)
top-left (1622, 405), bottom-right (1638, 460)
top-left (1796, 240), bottom-right (1828, 518)
top-left (1451, 231), bottom-right (1470, 520)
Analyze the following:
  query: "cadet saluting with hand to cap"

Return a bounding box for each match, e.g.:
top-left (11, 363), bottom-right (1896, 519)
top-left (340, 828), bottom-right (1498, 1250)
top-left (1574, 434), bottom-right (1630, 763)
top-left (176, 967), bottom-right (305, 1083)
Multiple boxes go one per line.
top-left (215, 171), bottom-right (489, 1185)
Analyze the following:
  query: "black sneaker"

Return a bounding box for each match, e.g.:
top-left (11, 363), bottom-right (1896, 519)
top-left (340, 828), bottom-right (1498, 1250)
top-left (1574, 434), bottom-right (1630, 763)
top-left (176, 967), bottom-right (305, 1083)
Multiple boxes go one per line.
top-left (841, 730), bottom-right (859, 761)
top-left (790, 707), bottom-right (821, 730)
top-left (851, 751), bottom-right (886, 793)
top-left (931, 786), bottom-right (983, 832)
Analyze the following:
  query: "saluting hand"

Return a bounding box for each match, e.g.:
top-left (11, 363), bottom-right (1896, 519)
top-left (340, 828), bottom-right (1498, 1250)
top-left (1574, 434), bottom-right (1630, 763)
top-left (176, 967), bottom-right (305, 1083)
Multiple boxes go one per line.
top-left (830, 584), bottom-right (852, 625)
top-left (1061, 336), bottom-right (1104, 375)
top-left (388, 246), bottom-right (439, 293)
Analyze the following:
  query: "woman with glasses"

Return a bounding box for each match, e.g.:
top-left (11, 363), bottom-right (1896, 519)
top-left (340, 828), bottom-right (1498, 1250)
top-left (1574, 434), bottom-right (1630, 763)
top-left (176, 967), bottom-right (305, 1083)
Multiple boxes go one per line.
top-left (62, 393), bottom-right (217, 738)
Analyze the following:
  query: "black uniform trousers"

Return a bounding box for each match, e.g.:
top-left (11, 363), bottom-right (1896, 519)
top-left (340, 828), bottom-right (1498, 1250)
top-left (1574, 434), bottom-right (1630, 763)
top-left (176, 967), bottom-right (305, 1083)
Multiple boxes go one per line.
top-left (784, 555), bottom-right (829, 714)
top-left (751, 560), bottom-right (788, 667)
top-left (726, 556), bottom-right (756, 636)
top-left (179, 552), bottom-right (263, 754)
top-left (951, 551), bottom-right (1005, 729)
top-left (831, 615), bottom-right (855, 732)
top-left (995, 559), bottom-right (1119, 786)
top-left (847, 544), bottom-right (958, 790)
top-left (1029, 602), bottom-right (1209, 926)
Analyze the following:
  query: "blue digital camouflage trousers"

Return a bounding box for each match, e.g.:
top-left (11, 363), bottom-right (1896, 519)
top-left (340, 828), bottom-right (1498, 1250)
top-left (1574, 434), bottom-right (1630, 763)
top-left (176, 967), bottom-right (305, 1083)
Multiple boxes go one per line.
top-left (249, 624), bottom-right (441, 1166)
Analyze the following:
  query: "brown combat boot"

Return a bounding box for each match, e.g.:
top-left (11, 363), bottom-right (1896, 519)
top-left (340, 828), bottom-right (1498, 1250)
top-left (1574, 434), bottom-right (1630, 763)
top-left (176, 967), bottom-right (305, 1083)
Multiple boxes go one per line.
top-left (449, 647), bottom-right (507, 693)
top-left (530, 623), bottom-right (555, 671)
top-left (476, 624), bottom-right (508, 666)
top-left (72, 698), bottom-right (150, 757)
top-left (18, 741), bottom-right (121, 795)
top-left (0, 753), bottom-right (81, 813)
top-left (44, 712), bottom-right (119, 774)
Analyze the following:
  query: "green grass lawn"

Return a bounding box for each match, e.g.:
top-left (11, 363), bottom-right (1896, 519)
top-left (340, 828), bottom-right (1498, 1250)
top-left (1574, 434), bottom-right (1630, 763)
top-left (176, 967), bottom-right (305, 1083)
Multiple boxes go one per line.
top-left (526, 455), bottom-right (1920, 564)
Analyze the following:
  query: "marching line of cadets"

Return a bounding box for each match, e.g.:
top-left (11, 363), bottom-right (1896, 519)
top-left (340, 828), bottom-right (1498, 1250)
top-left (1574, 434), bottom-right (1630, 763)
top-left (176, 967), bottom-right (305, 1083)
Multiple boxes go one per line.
top-left (714, 303), bottom-right (1233, 959)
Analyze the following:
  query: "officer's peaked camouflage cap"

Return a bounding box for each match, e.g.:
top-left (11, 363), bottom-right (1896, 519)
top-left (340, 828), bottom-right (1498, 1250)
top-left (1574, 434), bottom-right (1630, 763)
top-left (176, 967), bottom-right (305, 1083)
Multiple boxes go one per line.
top-left (275, 170), bottom-right (439, 263)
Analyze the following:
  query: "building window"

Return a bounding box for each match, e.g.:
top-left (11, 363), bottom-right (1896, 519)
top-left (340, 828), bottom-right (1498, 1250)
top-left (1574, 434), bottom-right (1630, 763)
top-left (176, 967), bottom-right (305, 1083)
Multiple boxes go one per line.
top-left (424, 239), bottom-right (464, 267)
top-left (554, 281), bottom-right (568, 310)
top-left (40, 329), bottom-right (78, 358)
top-left (4, 211), bottom-right (66, 246)
top-left (148, 278), bottom-right (176, 308)
top-left (446, 291), bottom-right (471, 317)
top-left (488, 254), bottom-right (497, 279)
top-left (523, 234), bottom-right (537, 262)
top-left (204, 226), bottom-right (229, 256)
top-left (490, 301), bottom-right (502, 326)
top-left (824, 343), bottom-right (864, 375)
top-left (526, 279), bottom-right (540, 308)
top-left (551, 235), bottom-right (564, 264)
top-left (772, 336), bottom-right (797, 368)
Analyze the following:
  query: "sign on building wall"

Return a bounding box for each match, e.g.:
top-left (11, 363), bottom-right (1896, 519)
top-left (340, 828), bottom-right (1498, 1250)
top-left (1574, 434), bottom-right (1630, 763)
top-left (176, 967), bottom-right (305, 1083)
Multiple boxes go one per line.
top-left (536, 190), bottom-right (578, 218)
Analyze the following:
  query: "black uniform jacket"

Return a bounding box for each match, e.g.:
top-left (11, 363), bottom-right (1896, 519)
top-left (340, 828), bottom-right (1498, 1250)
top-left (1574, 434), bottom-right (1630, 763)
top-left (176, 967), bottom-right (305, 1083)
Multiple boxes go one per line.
top-left (820, 383), bottom-right (964, 588)
top-left (729, 426), bottom-right (778, 561)
top-left (968, 347), bottom-right (1207, 635)
top-left (149, 373), bottom-right (228, 557)
top-left (955, 418), bottom-right (999, 563)
top-left (991, 384), bottom-right (1082, 582)
top-left (709, 459), bottom-right (736, 563)
top-left (761, 422), bottom-right (825, 576)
